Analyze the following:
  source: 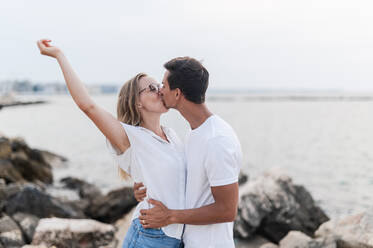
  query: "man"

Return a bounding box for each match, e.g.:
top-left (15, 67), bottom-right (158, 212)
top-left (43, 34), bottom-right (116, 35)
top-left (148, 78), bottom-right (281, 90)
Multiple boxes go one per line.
top-left (136, 57), bottom-right (242, 247)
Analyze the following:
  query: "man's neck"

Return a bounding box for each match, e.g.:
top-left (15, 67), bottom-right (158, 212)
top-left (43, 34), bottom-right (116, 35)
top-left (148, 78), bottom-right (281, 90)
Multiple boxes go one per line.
top-left (177, 101), bottom-right (213, 130)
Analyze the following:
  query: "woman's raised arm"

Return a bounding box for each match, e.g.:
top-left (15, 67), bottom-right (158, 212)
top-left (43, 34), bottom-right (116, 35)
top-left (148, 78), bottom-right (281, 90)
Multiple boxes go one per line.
top-left (37, 39), bottom-right (129, 154)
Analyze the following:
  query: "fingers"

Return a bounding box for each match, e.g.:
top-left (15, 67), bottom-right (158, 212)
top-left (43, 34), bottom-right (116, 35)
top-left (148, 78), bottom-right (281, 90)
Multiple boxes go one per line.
top-left (135, 188), bottom-right (147, 198)
top-left (36, 39), bottom-right (52, 51)
top-left (133, 182), bottom-right (146, 202)
top-left (139, 216), bottom-right (157, 229)
top-left (140, 209), bottom-right (149, 216)
top-left (134, 182), bottom-right (144, 190)
top-left (136, 188), bottom-right (147, 195)
top-left (36, 39), bottom-right (49, 54)
top-left (142, 223), bottom-right (154, 229)
top-left (135, 191), bottom-right (146, 202)
top-left (37, 40), bottom-right (45, 49)
top-left (135, 193), bottom-right (146, 202)
top-left (147, 199), bottom-right (161, 206)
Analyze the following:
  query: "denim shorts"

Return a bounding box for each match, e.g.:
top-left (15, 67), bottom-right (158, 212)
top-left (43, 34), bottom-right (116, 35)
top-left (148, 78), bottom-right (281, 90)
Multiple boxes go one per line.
top-left (122, 218), bottom-right (182, 248)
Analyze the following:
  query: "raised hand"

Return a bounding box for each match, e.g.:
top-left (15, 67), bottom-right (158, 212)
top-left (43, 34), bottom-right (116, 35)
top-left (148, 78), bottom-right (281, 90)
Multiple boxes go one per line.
top-left (36, 39), bottom-right (62, 58)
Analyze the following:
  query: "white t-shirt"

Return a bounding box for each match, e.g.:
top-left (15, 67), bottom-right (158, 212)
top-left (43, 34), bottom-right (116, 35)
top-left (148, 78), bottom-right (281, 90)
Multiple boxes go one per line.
top-left (183, 115), bottom-right (242, 248)
top-left (106, 122), bottom-right (186, 240)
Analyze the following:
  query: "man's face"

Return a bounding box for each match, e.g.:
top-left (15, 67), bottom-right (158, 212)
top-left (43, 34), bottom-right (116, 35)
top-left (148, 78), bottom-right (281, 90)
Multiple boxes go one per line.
top-left (160, 70), bottom-right (178, 109)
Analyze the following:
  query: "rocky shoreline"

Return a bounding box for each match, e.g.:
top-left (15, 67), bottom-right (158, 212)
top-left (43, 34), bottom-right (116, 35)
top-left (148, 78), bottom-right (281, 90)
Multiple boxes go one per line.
top-left (0, 95), bottom-right (46, 111)
top-left (0, 136), bottom-right (372, 248)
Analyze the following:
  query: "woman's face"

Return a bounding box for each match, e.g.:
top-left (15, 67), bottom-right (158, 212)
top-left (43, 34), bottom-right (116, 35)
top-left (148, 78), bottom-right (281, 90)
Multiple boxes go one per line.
top-left (138, 76), bottom-right (168, 114)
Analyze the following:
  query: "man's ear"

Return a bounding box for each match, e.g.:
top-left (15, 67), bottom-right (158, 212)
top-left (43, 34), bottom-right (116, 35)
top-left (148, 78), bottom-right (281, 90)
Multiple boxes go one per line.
top-left (175, 88), bottom-right (182, 99)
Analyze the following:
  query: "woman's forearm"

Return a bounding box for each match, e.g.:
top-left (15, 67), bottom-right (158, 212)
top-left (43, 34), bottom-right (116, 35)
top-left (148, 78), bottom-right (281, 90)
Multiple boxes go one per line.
top-left (56, 52), bottom-right (94, 111)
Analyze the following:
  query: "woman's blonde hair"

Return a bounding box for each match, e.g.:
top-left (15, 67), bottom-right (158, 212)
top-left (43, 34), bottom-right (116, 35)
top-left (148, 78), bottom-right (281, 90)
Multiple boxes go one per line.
top-left (116, 73), bottom-right (147, 179)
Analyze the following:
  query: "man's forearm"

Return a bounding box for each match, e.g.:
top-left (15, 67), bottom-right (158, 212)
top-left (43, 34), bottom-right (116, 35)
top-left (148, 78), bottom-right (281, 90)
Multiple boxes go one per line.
top-left (169, 203), bottom-right (236, 225)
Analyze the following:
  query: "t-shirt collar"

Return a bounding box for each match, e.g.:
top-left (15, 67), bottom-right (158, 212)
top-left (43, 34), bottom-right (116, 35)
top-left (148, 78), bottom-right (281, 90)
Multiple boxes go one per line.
top-left (138, 126), bottom-right (171, 144)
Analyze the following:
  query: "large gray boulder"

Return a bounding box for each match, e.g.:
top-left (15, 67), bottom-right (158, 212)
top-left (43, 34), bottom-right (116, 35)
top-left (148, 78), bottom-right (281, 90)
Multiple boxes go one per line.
top-left (0, 183), bottom-right (29, 212)
top-left (279, 231), bottom-right (336, 248)
top-left (234, 169), bottom-right (329, 243)
top-left (0, 136), bottom-right (68, 185)
top-left (31, 217), bottom-right (117, 248)
top-left (60, 177), bottom-right (102, 200)
top-left (0, 137), bottom-right (12, 159)
top-left (86, 187), bottom-right (137, 223)
top-left (12, 213), bottom-right (40, 243)
top-left (315, 210), bottom-right (373, 247)
top-left (0, 213), bottom-right (25, 247)
top-left (0, 159), bottom-right (25, 184)
top-left (4, 185), bottom-right (86, 219)
top-left (0, 137), bottom-right (53, 184)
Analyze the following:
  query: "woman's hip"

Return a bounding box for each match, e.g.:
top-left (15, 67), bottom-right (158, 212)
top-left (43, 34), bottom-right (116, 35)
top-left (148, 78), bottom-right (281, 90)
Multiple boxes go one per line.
top-left (123, 218), bottom-right (182, 248)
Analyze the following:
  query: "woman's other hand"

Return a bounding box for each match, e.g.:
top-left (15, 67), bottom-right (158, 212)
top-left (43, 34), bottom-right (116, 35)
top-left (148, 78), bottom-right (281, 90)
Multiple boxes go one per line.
top-left (134, 182), bottom-right (147, 202)
top-left (37, 39), bottom-right (62, 58)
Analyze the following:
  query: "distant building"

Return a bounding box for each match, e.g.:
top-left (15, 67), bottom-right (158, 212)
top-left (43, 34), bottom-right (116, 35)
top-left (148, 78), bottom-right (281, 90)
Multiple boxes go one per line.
top-left (100, 85), bottom-right (118, 94)
top-left (12, 80), bottom-right (33, 92)
top-left (1, 80), bottom-right (118, 95)
top-left (0, 81), bottom-right (13, 96)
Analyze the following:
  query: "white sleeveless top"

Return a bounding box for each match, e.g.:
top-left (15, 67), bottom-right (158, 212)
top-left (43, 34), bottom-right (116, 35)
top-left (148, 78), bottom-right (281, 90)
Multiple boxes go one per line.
top-left (106, 122), bottom-right (186, 239)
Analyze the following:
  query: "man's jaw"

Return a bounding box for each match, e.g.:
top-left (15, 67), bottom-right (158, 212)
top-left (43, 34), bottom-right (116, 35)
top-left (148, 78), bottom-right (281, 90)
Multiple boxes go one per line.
top-left (161, 99), bottom-right (170, 109)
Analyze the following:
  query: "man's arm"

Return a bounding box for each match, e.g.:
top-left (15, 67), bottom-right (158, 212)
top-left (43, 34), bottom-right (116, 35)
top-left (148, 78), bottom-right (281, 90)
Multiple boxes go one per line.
top-left (139, 182), bottom-right (238, 228)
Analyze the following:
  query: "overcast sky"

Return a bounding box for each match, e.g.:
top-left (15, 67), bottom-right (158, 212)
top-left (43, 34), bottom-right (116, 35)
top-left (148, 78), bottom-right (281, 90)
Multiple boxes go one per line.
top-left (1, 0), bottom-right (373, 90)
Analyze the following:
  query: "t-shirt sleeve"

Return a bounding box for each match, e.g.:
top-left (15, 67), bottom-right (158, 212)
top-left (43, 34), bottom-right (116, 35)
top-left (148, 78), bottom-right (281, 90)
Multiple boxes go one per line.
top-left (204, 136), bottom-right (241, 187)
top-left (105, 122), bottom-right (136, 175)
top-left (105, 138), bottom-right (132, 174)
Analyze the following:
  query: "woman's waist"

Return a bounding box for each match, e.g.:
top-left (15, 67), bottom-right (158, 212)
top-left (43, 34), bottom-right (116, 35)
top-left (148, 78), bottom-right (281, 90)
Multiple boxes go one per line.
top-left (139, 186), bottom-right (185, 209)
top-left (131, 205), bottom-right (185, 239)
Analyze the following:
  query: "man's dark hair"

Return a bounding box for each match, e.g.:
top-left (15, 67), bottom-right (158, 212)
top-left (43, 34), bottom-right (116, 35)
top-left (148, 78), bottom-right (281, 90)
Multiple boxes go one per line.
top-left (164, 57), bottom-right (209, 104)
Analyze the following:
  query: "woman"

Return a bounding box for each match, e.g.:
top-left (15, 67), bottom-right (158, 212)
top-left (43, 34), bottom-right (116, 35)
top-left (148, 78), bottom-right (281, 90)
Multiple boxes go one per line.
top-left (37, 39), bottom-right (186, 248)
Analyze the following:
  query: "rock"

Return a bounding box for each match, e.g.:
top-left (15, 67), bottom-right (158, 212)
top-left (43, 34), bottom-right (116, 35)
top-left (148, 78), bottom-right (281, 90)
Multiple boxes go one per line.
top-left (0, 137), bottom-right (12, 159)
top-left (234, 169), bottom-right (329, 243)
top-left (22, 245), bottom-right (50, 248)
top-left (12, 213), bottom-right (40, 243)
top-left (0, 213), bottom-right (25, 247)
top-left (4, 185), bottom-right (86, 219)
top-left (315, 210), bottom-right (373, 247)
top-left (235, 235), bottom-right (273, 248)
top-left (0, 137), bottom-right (54, 184)
top-left (9, 137), bottom-right (67, 167)
top-left (10, 150), bottom-right (53, 184)
top-left (279, 231), bottom-right (336, 248)
top-left (0, 183), bottom-right (26, 211)
top-left (31, 217), bottom-right (117, 248)
top-left (45, 185), bottom-right (81, 202)
top-left (60, 177), bottom-right (102, 200)
top-left (260, 243), bottom-right (279, 248)
top-left (0, 159), bottom-right (25, 184)
top-left (86, 187), bottom-right (137, 223)
top-left (36, 149), bottom-right (67, 168)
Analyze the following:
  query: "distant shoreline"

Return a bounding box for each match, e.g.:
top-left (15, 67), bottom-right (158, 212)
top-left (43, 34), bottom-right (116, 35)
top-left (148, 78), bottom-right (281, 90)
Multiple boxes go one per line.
top-left (207, 94), bottom-right (373, 102)
top-left (0, 100), bottom-right (46, 110)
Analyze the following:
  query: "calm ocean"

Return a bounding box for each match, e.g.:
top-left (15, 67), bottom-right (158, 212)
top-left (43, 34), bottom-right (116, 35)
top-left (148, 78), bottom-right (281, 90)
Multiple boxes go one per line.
top-left (1, 94), bottom-right (373, 219)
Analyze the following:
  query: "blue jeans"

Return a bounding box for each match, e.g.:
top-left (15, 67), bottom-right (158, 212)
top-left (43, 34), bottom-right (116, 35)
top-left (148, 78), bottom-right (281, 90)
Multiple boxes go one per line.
top-left (122, 218), bottom-right (182, 248)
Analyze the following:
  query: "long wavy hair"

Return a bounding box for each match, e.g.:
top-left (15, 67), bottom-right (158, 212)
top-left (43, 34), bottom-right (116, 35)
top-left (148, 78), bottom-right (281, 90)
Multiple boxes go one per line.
top-left (116, 73), bottom-right (146, 179)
